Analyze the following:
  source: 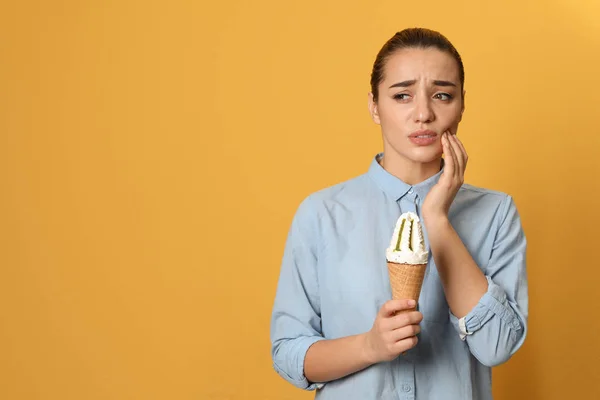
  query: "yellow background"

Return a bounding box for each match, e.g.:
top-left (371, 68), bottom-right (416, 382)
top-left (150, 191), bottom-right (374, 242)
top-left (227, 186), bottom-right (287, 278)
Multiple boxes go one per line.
top-left (1, 0), bottom-right (599, 399)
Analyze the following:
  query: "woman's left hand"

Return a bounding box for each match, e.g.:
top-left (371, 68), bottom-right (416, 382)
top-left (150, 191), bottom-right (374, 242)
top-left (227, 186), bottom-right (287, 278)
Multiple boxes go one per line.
top-left (422, 131), bottom-right (468, 223)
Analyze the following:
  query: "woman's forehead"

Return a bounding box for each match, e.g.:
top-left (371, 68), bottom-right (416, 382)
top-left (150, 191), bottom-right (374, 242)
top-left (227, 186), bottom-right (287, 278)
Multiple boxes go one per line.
top-left (383, 48), bottom-right (460, 84)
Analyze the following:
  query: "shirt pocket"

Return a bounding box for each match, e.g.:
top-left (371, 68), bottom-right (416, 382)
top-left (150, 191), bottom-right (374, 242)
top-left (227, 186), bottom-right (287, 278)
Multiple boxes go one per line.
top-left (418, 260), bottom-right (450, 323)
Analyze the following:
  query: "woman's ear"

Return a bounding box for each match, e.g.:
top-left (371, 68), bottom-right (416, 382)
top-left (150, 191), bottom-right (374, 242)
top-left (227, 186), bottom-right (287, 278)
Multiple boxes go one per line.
top-left (368, 92), bottom-right (381, 125)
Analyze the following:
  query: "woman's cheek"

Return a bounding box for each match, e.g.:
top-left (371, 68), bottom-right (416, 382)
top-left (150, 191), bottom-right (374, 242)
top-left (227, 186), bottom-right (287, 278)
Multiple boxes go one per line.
top-left (446, 118), bottom-right (462, 135)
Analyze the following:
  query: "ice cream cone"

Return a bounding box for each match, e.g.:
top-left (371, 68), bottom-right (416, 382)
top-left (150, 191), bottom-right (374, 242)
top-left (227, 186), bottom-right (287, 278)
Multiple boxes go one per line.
top-left (387, 261), bottom-right (427, 312)
top-left (385, 212), bottom-right (429, 314)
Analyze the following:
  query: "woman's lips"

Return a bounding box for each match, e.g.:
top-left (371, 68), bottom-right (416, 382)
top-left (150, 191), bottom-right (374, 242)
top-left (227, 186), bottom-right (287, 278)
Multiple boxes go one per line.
top-left (408, 130), bottom-right (438, 146)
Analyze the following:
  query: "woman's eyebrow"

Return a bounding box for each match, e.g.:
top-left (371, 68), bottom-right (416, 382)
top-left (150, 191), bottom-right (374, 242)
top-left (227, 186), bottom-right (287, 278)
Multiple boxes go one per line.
top-left (389, 80), bottom-right (417, 89)
top-left (433, 80), bottom-right (457, 87)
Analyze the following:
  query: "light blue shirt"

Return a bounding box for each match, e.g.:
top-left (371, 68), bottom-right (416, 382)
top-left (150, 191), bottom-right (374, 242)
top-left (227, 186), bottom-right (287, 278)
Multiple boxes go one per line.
top-left (270, 154), bottom-right (528, 400)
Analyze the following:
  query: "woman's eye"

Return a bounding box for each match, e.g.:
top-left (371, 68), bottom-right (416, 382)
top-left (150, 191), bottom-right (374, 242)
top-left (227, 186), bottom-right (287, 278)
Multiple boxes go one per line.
top-left (393, 93), bottom-right (410, 101)
top-left (434, 93), bottom-right (453, 101)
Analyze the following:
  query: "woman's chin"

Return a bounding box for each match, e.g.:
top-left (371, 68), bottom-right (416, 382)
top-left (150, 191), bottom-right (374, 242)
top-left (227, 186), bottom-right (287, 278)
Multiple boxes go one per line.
top-left (410, 146), bottom-right (443, 164)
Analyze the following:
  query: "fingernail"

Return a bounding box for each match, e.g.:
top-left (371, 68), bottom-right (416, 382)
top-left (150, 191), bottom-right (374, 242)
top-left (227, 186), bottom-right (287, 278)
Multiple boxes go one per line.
top-left (408, 300), bottom-right (416, 307)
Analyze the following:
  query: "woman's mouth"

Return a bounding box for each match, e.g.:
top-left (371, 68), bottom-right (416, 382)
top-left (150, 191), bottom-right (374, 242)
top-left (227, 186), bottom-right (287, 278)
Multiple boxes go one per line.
top-left (408, 130), bottom-right (438, 146)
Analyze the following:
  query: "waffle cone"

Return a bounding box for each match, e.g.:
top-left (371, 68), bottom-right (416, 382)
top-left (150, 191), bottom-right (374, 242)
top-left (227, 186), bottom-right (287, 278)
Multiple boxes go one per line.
top-left (387, 262), bottom-right (427, 312)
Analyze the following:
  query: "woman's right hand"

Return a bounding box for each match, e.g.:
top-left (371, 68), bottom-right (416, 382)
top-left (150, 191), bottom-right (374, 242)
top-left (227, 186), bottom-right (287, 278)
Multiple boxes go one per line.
top-left (363, 299), bottom-right (423, 363)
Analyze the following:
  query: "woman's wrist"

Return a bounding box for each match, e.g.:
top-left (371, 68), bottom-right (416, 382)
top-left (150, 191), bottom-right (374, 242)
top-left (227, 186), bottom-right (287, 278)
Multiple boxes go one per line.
top-left (359, 332), bottom-right (378, 365)
top-left (422, 212), bottom-right (451, 233)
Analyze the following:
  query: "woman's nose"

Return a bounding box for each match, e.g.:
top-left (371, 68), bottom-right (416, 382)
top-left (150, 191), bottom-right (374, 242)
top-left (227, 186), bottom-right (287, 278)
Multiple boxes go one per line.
top-left (413, 97), bottom-right (434, 123)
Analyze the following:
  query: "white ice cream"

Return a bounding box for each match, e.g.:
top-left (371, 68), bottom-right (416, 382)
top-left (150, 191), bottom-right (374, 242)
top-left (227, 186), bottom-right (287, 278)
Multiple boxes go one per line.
top-left (386, 212), bottom-right (428, 265)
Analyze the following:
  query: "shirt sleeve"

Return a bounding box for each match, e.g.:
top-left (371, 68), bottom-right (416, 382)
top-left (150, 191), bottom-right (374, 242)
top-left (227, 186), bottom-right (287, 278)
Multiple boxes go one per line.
top-left (270, 196), bottom-right (326, 390)
top-left (449, 195), bottom-right (529, 367)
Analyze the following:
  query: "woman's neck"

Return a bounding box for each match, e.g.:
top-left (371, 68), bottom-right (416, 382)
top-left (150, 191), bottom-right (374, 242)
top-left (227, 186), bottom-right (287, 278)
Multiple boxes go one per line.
top-left (379, 155), bottom-right (442, 186)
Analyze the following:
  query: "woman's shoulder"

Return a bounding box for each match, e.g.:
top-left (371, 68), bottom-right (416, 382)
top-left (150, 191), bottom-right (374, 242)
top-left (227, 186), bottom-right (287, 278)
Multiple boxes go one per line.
top-left (458, 183), bottom-right (517, 206)
top-left (458, 183), bottom-right (520, 216)
top-left (308, 173), bottom-right (369, 200)
top-left (459, 183), bottom-right (509, 198)
top-left (293, 173), bottom-right (371, 216)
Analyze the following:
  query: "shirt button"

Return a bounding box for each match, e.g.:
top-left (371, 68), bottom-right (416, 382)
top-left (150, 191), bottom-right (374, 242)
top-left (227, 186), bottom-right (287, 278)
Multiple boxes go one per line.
top-left (408, 188), bottom-right (414, 194)
top-left (402, 385), bottom-right (412, 392)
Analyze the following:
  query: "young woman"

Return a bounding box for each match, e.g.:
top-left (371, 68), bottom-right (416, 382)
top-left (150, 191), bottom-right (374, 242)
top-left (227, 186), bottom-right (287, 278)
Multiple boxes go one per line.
top-left (270, 28), bottom-right (528, 400)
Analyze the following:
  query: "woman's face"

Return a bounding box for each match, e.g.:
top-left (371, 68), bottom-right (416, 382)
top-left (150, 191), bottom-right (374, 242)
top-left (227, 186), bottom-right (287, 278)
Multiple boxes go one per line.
top-left (369, 47), bottom-right (465, 166)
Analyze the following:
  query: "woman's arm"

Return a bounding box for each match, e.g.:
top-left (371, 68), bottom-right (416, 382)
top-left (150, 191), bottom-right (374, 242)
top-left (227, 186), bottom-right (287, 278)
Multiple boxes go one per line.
top-left (422, 133), bottom-right (528, 366)
top-left (425, 217), bottom-right (488, 318)
top-left (304, 333), bottom-right (371, 384)
top-left (423, 132), bottom-right (487, 317)
top-left (304, 300), bottom-right (422, 384)
top-left (270, 196), bottom-right (325, 390)
top-left (426, 195), bottom-right (528, 366)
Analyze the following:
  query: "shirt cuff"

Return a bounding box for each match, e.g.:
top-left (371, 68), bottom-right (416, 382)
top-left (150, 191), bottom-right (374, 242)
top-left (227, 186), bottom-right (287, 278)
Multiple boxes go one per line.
top-left (458, 316), bottom-right (471, 340)
top-left (273, 336), bottom-right (327, 391)
top-left (450, 276), bottom-right (520, 341)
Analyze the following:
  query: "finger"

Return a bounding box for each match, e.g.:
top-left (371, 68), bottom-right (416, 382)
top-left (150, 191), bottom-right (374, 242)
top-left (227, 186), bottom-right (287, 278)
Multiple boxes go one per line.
top-left (388, 311), bottom-right (423, 330)
top-left (392, 335), bottom-right (419, 354)
top-left (441, 132), bottom-right (455, 179)
top-left (379, 299), bottom-right (416, 318)
top-left (448, 134), bottom-right (464, 178)
top-left (390, 323), bottom-right (421, 342)
top-left (447, 134), bottom-right (460, 180)
top-left (453, 135), bottom-right (469, 169)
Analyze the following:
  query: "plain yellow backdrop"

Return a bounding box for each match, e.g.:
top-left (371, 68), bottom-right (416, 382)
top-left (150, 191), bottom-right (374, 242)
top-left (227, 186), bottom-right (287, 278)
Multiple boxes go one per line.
top-left (1, 0), bottom-right (599, 399)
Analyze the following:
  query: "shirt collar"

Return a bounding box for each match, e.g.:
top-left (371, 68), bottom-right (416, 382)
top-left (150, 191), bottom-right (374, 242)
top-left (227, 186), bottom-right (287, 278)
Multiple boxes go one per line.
top-left (367, 153), bottom-right (445, 201)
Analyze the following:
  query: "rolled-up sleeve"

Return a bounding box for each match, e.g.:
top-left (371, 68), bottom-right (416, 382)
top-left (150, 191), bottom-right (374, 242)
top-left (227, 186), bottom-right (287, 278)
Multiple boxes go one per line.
top-left (270, 196), bottom-right (326, 390)
top-left (449, 195), bottom-right (529, 367)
